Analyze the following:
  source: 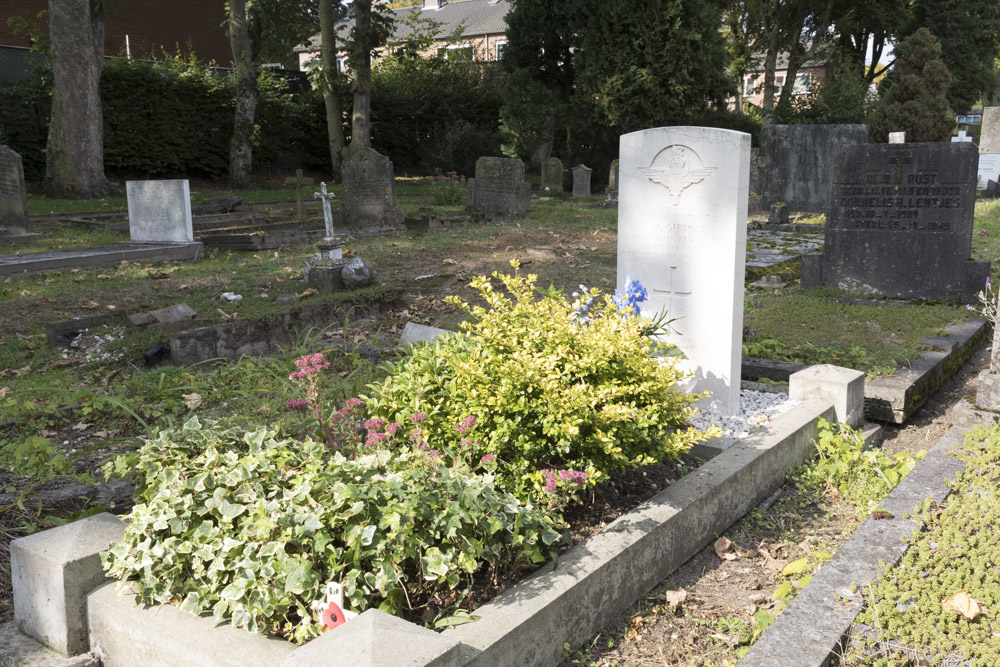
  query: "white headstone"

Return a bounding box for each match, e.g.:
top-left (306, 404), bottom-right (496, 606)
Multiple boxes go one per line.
top-left (888, 132), bottom-right (906, 144)
top-left (618, 127), bottom-right (750, 415)
top-left (126, 180), bottom-right (193, 244)
top-left (978, 154), bottom-right (1000, 191)
top-left (951, 130), bottom-right (973, 143)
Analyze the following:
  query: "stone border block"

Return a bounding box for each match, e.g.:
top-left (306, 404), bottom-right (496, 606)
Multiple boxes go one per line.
top-left (0, 622), bottom-right (97, 667)
top-left (789, 364), bottom-right (865, 427)
top-left (11, 513), bottom-right (124, 656)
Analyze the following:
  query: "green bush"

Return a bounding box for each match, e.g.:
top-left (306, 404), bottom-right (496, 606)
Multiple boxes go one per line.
top-left (363, 267), bottom-right (711, 501)
top-left (102, 417), bottom-right (563, 643)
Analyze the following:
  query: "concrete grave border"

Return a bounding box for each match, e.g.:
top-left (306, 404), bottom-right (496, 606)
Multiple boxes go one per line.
top-left (743, 318), bottom-right (989, 424)
top-left (5, 384), bottom-right (850, 666)
top-left (0, 243), bottom-right (204, 278)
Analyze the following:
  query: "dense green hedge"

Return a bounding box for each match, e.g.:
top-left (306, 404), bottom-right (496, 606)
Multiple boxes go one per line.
top-left (0, 53), bottom-right (503, 181)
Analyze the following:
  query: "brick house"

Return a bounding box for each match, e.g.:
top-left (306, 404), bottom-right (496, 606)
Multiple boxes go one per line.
top-left (295, 0), bottom-right (511, 72)
top-left (741, 50), bottom-right (835, 111)
top-left (1, 0), bottom-right (230, 82)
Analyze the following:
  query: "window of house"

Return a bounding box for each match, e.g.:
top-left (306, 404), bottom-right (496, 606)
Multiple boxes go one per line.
top-left (744, 75), bottom-right (758, 96)
top-left (437, 44), bottom-right (474, 61)
top-left (774, 74), bottom-right (785, 92)
top-left (791, 72), bottom-right (813, 95)
top-left (495, 40), bottom-right (507, 61)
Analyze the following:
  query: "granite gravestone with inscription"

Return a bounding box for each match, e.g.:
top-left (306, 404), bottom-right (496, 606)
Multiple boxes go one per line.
top-left (127, 180), bottom-right (194, 243)
top-left (334, 147), bottom-right (404, 233)
top-left (801, 142), bottom-right (989, 301)
top-left (466, 157), bottom-right (531, 218)
top-left (572, 164), bottom-right (592, 197)
top-left (618, 127), bottom-right (750, 415)
top-left (0, 146), bottom-right (30, 236)
top-left (765, 124), bottom-right (868, 212)
top-left (540, 157), bottom-right (563, 193)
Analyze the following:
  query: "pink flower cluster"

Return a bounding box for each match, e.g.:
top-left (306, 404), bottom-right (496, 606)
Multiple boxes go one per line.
top-left (286, 398), bottom-right (309, 411)
top-left (480, 454), bottom-right (495, 462)
top-left (455, 415), bottom-right (477, 435)
top-left (541, 468), bottom-right (589, 493)
top-left (289, 353), bottom-right (329, 380)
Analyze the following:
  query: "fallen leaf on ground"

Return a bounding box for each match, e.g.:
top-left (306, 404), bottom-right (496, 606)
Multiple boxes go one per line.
top-left (41, 429), bottom-right (57, 437)
top-left (82, 301), bottom-right (101, 310)
top-left (297, 287), bottom-right (317, 299)
top-left (42, 359), bottom-right (75, 371)
top-left (182, 393), bottom-right (203, 410)
top-left (147, 270), bottom-right (171, 279)
top-left (442, 259), bottom-right (458, 265)
top-left (758, 543), bottom-right (788, 572)
top-left (254, 406), bottom-right (271, 415)
top-left (714, 536), bottom-right (737, 560)
top-left (217, 308), bottom-right (238, 322)
top-left (665, 589), bottom-right (688, 613)
top-left (97, 274), bottom-right (111, 280)
top-left (71, 421), bottom-right (91, 431)
top-left (11, 366), bottom-right (31, 377)
top-left (94, 430), bottom-right (108, 438)
top-left (0, 387), bottom-right (8, 399)
top-left (943, 590), bottom-right (984, 620)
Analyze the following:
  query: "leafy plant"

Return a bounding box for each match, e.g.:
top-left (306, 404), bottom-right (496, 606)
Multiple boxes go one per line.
top-left (801, 418), bottom-right (924, 515)
top-left (428, 171), bottom-right (467, 206)
top-left (363, 264), bottom-right (714, 502)
top-left (0, 436), bottom-right (75, 487)
top-left (102, 417), bottom-right (565, 644)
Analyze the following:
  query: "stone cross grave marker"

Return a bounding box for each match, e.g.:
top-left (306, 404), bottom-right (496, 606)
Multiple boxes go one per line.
top-left (572, 164), bottom-right (592, 197)
top-left (314, 182), bottom-right (336, 238)
top-left (540, 157), bottom-right (563, 193)
top-left (801, 142), bottom-right (989, 301)
top-left (467, 157), bottom-right (531, 219)
top-left (284, 169), bottom-right (314, 219)
top-left (889, 132), bottom-right (906, 144)
top-left (333, 147), bottom-right (404, 233)
top-left (765, 124), bottom-right (868, 212)
top-left (0, 146), bottom-right (30, 236)
top-left (126, 180), bottom-right (194, 244)
top-left (618, 126), bottom-right (750, 415)
top-left (951, 130), bottom-right (973, 143)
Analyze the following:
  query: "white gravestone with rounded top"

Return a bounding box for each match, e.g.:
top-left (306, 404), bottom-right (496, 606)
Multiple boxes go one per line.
top-left (617, 127), bottom-right (750, 415)
top-left (127, 179), bottom-right (193, 244)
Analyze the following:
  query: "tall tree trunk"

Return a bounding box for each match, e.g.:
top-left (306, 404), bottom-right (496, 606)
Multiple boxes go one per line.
top-left (760, 19), bottom-right (781, 136)
top-left (45, 0), bottom-right (112, 199)
top-left (350, 0), bottom-right (373, 150)
top-left (320, 0), bottom-right (345, 179)
top-left (228, 0), bottom-right (257, 189)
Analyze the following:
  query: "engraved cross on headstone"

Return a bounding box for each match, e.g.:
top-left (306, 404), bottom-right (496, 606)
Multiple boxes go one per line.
top-left (284, 169), bottom-right (314, 219)
top-left (887, 153), bottom-right (914, 186)
top-left (652, 266), bottom-right (691, 313)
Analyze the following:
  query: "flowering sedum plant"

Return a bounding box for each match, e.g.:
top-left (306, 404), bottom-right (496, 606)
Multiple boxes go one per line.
top-left (102, 417), bottom-right (565, 643)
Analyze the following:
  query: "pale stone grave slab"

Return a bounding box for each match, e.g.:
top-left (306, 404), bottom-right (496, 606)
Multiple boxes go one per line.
top-left (765, 124), bottom-right (868, 212)
top-left (333, 147), bottom-right (404, 233)
top-left (0, 146), bottom-right (31, 236)
top-left (466, 157), bottom-right (531, 218)
top-left (978, 154), bottom-right (1000, 192)
top-left (572, 164), bottom-right (592, 197)
top-left (540, 156), bottom-right (563, 193)
top-left (981, 107), bottom-right (1000, 153)
top-left (801, 142), bottom-right (989, 301)
top-left (618, 126), bottom-right (750, 415)
top-left (126, 180), bottom-right (194, 244)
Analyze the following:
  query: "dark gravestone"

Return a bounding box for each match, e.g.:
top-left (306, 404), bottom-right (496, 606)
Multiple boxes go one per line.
top-left (334, 147), bottom-right (404, 233)
top-left (801, 142), bottom-right (989, 301)
top-left (765, 124), bottom-right (868, 212)
top-left (572, 164), bottom-right (592, 197)
top-left (607, 159), bottom-right (620, 194)
top-left (467, 157), bottom-right (531, 218)
top-left (0, 146), bottom-right (30, 236)
top-left (540, 157), bottom-right (563, 193)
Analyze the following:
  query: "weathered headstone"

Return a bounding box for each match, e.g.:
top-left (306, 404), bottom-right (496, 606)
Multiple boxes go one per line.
top-left (540, 157), bottom-right (564, 193)
top-left (466, 157), bottom-right (531, 218)
top-left (334, 147), bottom-right (404, 233)
top-left (888, 132), bottom-right (906, 144)
top-left (126, 180), bottom-right (194, 244)
top-left (618, 126), bottom-right (750, 415)
top-left (765, 124), bottom-right (868, 212)
top-left (981, 107), bottom-right (1000, 153)
top-left (572, 164), bottom-right (592, 197)
top-left (978, 155), bottom-right (1000, 193)
top-left (607, 159), bottom-right (620, 194)
top-left (801, 142), bottom-right (989, 301)
top-left (0, 146), bottom-right (30, 236)
top-left (284, 169), bottom-right (314, 219)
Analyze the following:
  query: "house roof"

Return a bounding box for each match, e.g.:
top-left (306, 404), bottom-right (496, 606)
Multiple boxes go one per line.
top-left (294, 0), bottom-right (510, 53)
top-left (745, 47), bottom-right (832, 73)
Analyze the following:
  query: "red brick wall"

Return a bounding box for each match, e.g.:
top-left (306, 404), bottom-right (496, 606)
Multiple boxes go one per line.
top-left (2, 1), bottom-right (231, 65)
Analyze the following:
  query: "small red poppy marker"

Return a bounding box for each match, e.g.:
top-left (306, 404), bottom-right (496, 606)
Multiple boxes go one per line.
top-left (321, 600), bottom-right (346, 631)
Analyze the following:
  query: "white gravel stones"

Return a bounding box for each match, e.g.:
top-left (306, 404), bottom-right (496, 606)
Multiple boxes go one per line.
top-left (689, 389), bottom-right (798, 440)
